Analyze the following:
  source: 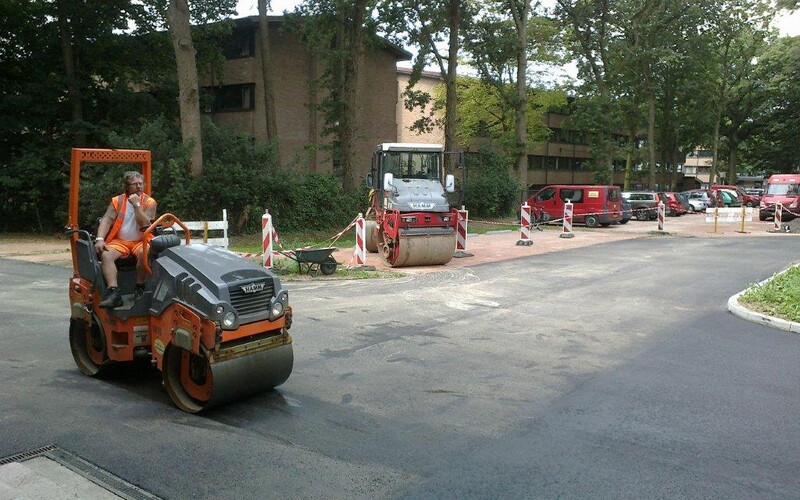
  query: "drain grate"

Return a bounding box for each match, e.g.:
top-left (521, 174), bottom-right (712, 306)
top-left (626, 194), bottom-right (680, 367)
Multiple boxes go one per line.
top-left (0, 445), bottom-right (161, 500)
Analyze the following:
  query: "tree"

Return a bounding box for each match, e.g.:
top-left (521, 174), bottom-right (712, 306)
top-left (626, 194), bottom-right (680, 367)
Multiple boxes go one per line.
top-left (738, 35), bottom-right (800, 173)
top-left (258, 0), bottom-right (280, 158)
top-left (166, 0), bottom-right (204, 177)
top-left (291, 0), bottom-right (379, 192)
top-left (464, 1), bottom-right (562, 187)
top-left (455, 77), bottom-right (564, 150)
top-left (704, 0), bottom-right (773, 184)
top-left (555, 0), bottom-right (621, 182)
top-left (379, 0), bottom-right (470, 174)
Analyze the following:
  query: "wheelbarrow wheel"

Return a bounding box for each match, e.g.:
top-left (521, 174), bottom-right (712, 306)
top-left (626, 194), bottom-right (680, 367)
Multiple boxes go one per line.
top-left (320, 259), bottom-right (337, 275)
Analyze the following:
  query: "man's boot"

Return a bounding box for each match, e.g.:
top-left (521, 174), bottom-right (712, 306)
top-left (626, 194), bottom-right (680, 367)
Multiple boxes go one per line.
top-left (99, 286), bottom-right (123, 309)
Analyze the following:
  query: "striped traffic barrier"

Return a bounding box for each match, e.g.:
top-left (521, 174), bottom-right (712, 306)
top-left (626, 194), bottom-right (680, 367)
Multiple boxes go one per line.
top-left (262, 209), bottom-right (273, 268)
top-left (353, 213), bottom-right (366, 265)
top-left (516, 202), bottom-right (533, 246)
top-left (560, 200), bottom-right (574, 239)
top-left (657, 201), bottom-right (665, 231)
top-left (453, 206), bottom-right (474, 257)
top-left (774, 202), bottom-right (783, 231)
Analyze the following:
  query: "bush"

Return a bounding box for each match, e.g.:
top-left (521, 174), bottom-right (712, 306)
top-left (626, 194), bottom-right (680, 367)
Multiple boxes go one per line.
top-left (462, 150), bottom-right (520, 218)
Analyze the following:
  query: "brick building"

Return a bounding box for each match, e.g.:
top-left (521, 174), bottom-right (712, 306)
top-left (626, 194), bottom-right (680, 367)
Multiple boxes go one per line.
top-left (199, 16), bottom-right (410, 179)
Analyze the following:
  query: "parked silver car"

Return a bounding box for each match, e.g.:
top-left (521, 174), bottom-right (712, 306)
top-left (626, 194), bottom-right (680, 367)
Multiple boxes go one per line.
top-left (683, 190), bottom-right (716, 212)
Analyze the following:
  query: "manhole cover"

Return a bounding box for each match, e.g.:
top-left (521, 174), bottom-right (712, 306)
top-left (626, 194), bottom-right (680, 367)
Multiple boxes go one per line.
top-left (0, 445), bottom-right (160, 500)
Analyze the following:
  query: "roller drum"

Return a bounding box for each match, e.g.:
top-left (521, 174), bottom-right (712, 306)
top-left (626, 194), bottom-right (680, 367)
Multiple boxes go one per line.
top-left (385, 227), bottom-right (456, 267)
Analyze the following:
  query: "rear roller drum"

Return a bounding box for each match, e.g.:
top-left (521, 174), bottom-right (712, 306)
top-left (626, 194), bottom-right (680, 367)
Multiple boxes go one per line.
top-left (365, 221), bottom-right (379, 253)
top-left (69, 316), bottom-right (108, 377)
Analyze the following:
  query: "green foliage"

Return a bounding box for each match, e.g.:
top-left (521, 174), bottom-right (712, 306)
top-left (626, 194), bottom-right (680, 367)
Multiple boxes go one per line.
top-left (739, 265), bottom-right (800, 322)
top-left (738, 35), bottom-right (800, 174)
top-left (462, 150), bottom-right (520, 218)
top-left (455, 77), bottom-right (566, 153)
top-left (103, 117), bottom-right (363, 235)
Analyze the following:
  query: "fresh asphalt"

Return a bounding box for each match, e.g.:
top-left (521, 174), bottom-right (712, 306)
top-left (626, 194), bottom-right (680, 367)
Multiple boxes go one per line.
top-left (1, 235), bottom-right (799, 499)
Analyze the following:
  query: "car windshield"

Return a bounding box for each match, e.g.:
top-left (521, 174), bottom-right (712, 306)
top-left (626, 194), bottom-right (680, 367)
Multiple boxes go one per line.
top-left (766, 183), bottom-right (799, 196)
top-left (383, 151), bottom-right (441, 180)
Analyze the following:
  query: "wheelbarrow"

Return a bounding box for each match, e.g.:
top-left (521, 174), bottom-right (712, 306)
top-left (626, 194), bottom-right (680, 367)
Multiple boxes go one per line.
top-left (283, 247), bottom-right (339, 276)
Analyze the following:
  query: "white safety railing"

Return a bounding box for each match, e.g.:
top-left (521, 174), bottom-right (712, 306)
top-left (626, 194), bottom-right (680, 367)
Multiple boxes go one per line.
top-left (175, 209), bottom-right (229, 249)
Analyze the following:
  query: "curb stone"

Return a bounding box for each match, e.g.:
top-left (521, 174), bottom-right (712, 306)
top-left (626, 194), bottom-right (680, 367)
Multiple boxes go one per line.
top-left (727, 264), bottom-right (800, 333)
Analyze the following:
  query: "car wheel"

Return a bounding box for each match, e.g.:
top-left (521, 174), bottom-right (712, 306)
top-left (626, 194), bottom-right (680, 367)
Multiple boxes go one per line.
top-left (635, 209), bottom-right (649, 221)
top-left (619, 219), bottom-right (629, 225)
top-left (584, 215), bottom-right (599, 228)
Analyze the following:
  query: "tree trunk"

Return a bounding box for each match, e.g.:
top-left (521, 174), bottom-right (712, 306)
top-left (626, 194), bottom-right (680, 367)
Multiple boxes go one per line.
top-left (336, 2), bottom-right (368, 192)
top-left (647, 94), bottom-right (656, 189)
top-left (728, 128), bottom-right (739, 183)
top-left (710, 107), bottom-right (722, 186)
top-left (167, 0), bottom-right (203, 178)
top-left (443, 0), bottom-right (461, 176)
top-left (624, 130), bottom-right (635, 191)
top-left (56, 0), bottom-right (85, 146)
top-left (258, 0), bottom-right (279, 160)
top-left (509, 0), bottom-right (530, 189)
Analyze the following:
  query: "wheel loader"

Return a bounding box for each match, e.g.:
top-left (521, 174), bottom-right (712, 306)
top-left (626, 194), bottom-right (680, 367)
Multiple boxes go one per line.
top-left (364, 143), bottom-right (458, 267)
top-left (66, 148), bottom-right (293, 413)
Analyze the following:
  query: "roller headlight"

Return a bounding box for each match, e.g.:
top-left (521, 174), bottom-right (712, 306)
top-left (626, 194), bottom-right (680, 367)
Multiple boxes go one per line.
top-left (270, 290), bottom-right (289, 320)
top-left (222, 311), bottom-right (237, 329)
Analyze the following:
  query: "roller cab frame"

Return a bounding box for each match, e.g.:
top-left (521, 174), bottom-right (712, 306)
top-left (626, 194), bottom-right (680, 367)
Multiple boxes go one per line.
top-left (66, 148), bottom-right (293, 413)
top-left (364, 143), bottom-right (459, 267)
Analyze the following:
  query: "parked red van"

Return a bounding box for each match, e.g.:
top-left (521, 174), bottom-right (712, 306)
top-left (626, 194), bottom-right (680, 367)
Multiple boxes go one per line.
top-left (759, 174), bottom-right (800, 221)
top-left (527, 185), bottom-right (622, 227)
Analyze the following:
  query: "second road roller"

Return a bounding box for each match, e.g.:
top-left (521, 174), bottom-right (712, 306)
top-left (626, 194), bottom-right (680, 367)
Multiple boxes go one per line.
top-left (66, 148), bottom-right (293, 413)
top-left (365, 143), bottom-right (459, 267)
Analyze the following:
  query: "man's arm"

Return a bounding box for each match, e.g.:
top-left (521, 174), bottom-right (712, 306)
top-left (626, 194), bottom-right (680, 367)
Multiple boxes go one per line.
top-left (128, 194), bottom-right (156, 228)
top-left (93, 204), bottom-right (116, 252)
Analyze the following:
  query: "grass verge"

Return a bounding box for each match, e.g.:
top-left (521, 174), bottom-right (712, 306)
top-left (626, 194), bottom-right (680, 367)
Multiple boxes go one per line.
top-left (738, 265), bottom-right (800, 322)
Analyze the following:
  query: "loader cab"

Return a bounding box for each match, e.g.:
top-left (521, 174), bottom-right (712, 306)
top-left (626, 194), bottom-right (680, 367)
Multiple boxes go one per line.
top-left (370, 143), bottom-right (455, 210)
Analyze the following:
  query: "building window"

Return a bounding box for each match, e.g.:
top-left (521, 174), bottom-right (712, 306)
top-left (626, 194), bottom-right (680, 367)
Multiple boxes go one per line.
top-left (201, 84), bottom-right (255, 113)
top-left (223, 30), bottom-right (256, 59)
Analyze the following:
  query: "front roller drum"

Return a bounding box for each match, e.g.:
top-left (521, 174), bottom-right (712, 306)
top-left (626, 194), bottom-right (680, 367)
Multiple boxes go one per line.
top-left (381, 227), bottom-right (457, 267)
top-left (163, 340), bottom-right (293, 413)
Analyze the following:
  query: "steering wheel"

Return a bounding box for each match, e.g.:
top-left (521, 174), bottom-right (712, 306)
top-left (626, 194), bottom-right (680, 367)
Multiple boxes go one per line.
top-left (141, 213), bottom-right (190, 276)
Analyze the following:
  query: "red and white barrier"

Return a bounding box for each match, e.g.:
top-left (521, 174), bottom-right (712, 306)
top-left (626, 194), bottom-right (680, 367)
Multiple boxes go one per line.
top-left (516, 202), bottom-right (533, 246)
top-left (456, 207), bottom-right (469, 252)
top-left (262, 210), bottom-right (273, 268)
top-left (560, 200), bottom-right (574, 239)
top-left (657, 201), bottom-right (665, 231)
top-left (774, 202), bottom-right (783, 231)
top-left (354, 213), bottom-right (366, 265)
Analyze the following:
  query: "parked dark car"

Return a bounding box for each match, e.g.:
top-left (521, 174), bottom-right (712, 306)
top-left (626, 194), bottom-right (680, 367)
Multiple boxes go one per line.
top-left (676, 192), bottom-right (694, 212)
top-left (621, 191), bottom-right (659, 220)
top-left (620, 197), bottom-right (632, 224)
